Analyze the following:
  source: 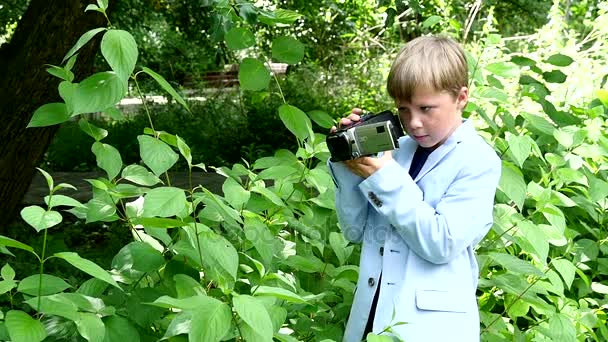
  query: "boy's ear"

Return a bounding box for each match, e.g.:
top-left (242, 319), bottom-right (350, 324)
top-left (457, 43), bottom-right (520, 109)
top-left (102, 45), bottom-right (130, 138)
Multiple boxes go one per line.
top-left (456, 86), bottom-right (469, 110)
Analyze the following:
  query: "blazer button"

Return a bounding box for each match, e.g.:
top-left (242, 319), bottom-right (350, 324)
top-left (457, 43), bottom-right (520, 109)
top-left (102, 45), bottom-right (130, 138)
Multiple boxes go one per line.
top-left (379, 247), bottom-right (384, 256)
top-left (368, 277), bottom-right (375, 287)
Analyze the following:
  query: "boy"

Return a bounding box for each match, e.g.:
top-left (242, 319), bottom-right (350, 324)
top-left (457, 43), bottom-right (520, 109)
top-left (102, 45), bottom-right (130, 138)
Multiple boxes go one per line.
top-left (328, 35), bottom-right (501, 341)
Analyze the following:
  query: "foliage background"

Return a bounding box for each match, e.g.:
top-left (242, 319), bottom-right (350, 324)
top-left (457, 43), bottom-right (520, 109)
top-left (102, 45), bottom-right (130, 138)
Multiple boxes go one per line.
top-left (0, 0), bottom-right (607, 341)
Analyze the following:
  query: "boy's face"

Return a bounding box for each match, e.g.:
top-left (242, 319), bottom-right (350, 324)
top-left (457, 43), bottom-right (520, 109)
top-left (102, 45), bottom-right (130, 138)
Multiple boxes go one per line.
top-left (396, 86), bottom-right (468, 149)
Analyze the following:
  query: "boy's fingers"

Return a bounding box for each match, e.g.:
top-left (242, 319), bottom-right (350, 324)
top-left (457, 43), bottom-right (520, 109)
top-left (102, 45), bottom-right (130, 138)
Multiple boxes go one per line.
top-left (338, 117), bottom-right (352, 128)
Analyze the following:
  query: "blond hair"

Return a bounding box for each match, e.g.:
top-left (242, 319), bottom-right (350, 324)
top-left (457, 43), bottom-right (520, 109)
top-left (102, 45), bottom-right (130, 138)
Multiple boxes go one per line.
top-left (387, 35), bottom-right (468, 102)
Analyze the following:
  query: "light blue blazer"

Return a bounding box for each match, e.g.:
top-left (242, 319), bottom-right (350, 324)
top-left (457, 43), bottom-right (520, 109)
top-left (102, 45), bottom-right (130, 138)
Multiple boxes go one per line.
top-left (328, 120), bottom-right (501, 342)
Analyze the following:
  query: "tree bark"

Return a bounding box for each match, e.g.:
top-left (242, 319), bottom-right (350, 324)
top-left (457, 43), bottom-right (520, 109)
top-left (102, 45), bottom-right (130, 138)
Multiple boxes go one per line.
top-left (0, 0), bottom-right (107, 230)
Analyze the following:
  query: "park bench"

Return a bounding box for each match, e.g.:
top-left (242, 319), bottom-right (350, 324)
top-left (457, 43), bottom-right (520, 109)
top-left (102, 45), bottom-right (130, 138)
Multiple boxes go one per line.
top-left (186, 62), bottom-right (289, 88)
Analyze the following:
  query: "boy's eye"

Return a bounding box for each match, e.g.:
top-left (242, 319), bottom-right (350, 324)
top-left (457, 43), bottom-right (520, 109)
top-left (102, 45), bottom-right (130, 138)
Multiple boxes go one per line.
top-left (420, 106), bottom-right (433, 112)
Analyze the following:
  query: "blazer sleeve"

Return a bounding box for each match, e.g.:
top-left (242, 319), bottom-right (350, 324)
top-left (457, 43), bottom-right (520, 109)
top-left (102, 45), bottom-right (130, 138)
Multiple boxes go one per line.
top-left (357, 152), bottom-right (501, 264)
top-left (327, 160), bottom-right (369, 243)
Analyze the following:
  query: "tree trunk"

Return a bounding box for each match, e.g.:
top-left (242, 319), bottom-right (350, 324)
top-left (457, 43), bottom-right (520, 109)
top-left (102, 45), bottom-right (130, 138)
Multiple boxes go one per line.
top-left (0, 0), bottom-right (107, 230)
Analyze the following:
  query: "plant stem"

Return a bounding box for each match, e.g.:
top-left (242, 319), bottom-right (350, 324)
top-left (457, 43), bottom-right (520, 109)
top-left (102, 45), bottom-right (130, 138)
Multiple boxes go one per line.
top-left (133, 73), bottom-right (156, 133)
top-left (36, 229), bottom-right (48, 316)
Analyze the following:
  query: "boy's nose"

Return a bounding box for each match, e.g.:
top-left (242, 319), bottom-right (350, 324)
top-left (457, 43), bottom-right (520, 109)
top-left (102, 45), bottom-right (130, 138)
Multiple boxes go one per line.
top-left (408, 114), bottom-right (423, 130)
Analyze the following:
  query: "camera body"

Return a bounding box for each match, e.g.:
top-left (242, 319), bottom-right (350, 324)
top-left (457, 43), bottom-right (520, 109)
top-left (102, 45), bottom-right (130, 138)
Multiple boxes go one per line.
top-left (326, 110), bottom-right (404, 162)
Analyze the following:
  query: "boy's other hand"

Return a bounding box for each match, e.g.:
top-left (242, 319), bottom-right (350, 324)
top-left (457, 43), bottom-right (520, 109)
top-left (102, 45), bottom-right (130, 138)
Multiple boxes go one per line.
top-left (329, 108), bottom-right (363, 133)
top-left (344, 150), bottom-right (393, 178)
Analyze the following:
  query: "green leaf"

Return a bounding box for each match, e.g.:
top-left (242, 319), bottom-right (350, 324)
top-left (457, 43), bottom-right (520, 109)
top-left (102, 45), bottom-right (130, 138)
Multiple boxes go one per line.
top-left (239, 58), bottom-right (271, 91)
top-left (251, 185), bottom-right (285, 207)
top-left (272, 36), bottom-right (304, 65)
top-left (498, 161), bottom-right (526, 210)
top-left (5, 310), bottom-right (47, 342)
top-left (112, 242), bottom-right (165, 274)
top-left (485, 62), bottom-right (519, 78)
top-left (552, 259), bottom-right (576, 289)
top-left (76, 312), bottom-right (105, 342)
top-left (329, 232), bottom-right (349, 266)
top-left (63, 28), bottom-right (107, 63)
top-left (189, 297), bottom-right (232, 342)
top-left (45, 194), bottom-right (86, 209)
top-left (225, 27), bottom-right (255, 50)
top-left (521, 112), bottom-right (556, 135)
top-left (143, 187), bottom-right (187, 218)
top-left (244, 216), bottom-right (275, 267)
top-left (73, 72), bottom-right (127, 115)
top-left (141, 67), bottom-right (190, 112)
top-left (233, 295), bottom-right (273, 340)
top-left (97, 0), bottom-right (109, 10)
top-left (1, 264), bottom-right (15, 281)
top-left (162, 312), bottom-right (191, 340)
top-left (27, 103), bottom-right (70, 127)
top-left (239, 3), bottom-right (258, 24)
top-left (305, 168), bottom-right (333, 193)
top-left (176, 135), bottom-right (192, 168)
top-left (198, 231), bottom-right (239, 289)
top-left (92, 142), bottom-right (122, 180)
top-left (24, 295), bottom-right (79, 320)
top-left (488, 252), bottom-right (545, 277)
top-left (0, 235), bottom-right (34, 253)
top-left (54, 252), bottom-right (121, 290)
top-left (283, 255), bottom-right (325, 273)
top-left (366, 333), bottom-right (395, 342)
top-left (65, 53), bottom-right (78, 71)
top-left (223, 177), bottom-right (250, 209)
top-left (553, 128), bottom-right (573, 148)
top-left (542, 70), bottom-right (567, 83)
top-left (59, 81), bottom-right (77, 113)
top-left (422, 15), bottom-right (442, 28)
top-left (103, 316), bottom-right (140, 342)
top-left (36, 167), bottom-right (54, 191)
top-left (257, 165), bottom-right (298, 180)
top-left (596, 89), bottom-right (608, 108)
top-left (121, 165), bottom-right (161, 186)
top-left (46, 65), bottom-right (74, 82)
top-left (253, 286), bottom-right (307, 304)
top-left (0, 280), bottom-right (17, 296)
top-left (85, 197), bottom-right (117, 223)
top-left (79, 119), bottom-right (108, 141)
top-left (307, 110), bottom-right (334, 129)
top-left (137, 135), bottom-right (179, 176)
top-left (18, 274), bottom-right (71, 296)
top-left (101, 29), bottom-right (138, 82)
top-left (278, 104), bottom-right (312, 141)
top-left (511, 55), bottom-right (536, 67)
top-left (548, 313), bottom-right (576, 341)
top-left (258, 9), bottom-right (302, 25)
top-left (85, 4), bottom-right (100, 12)
top-left (506, 135), bottom-right (532, 168)
top-left (174, 274), bottom-right (206, 298)
top-left (514, 220), bottom-right (549, 264)
top-left (20, 206), bottom-right (62, 232)
top-left (540, 204), bottom-right (566, 233)
top-left (77, 278), bottom-right (109, 297)
top-left (545, 54), bottom-right (574, 67)
top-left (132, 217), bottom-right (186, 229)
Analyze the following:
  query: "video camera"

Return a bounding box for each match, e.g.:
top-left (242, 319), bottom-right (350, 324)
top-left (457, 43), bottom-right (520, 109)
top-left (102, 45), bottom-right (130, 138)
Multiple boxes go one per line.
top-left (326, 110), bottom-right (404, 162)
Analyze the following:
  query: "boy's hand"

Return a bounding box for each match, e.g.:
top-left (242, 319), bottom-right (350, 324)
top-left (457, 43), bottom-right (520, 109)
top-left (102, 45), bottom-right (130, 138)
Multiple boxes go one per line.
top-left (344, 150), bottom-right (393, 178)
top-left (329, 108), bottom-right (363, 133)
